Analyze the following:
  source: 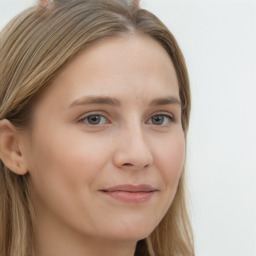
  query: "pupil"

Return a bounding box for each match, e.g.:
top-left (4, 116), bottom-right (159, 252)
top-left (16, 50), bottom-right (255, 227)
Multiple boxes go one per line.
top-left (153, 116), bottom-right (164, 124)
top-left (89, 116), bottom-right (100, 124)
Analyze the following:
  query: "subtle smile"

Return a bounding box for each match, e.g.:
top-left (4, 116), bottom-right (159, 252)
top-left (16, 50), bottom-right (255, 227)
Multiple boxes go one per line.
top-left (100, 184), bottom-right (159, 203)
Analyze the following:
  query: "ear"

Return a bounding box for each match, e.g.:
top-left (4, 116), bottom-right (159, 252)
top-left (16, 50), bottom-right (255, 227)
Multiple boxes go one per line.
top-left (0, 119), bottom-right (28, 175)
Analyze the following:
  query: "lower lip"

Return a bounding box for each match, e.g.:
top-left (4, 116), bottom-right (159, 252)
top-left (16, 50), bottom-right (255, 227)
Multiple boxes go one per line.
top-left (102, 191), bottom-right (155, 203)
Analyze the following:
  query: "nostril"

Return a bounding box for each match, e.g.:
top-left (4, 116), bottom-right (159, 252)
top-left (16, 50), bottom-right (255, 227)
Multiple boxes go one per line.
top-left (113, 147), bottom-right (154, 170)
top-left (123, 163), bottom-right (133, 167)
top-left (122, 162), bottom-right (152, 169)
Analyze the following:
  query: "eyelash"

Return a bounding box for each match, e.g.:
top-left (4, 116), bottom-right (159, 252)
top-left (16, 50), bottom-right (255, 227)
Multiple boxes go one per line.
top-left (78, 113), bottom-right (110, 126)
top-left (78, 112), bottom-right (175, 127)
top-left (147, 114), bottom-right (175, 126)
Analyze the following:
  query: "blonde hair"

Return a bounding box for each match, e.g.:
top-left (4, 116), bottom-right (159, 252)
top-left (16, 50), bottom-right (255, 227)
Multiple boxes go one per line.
top-left (0, 0), bottom-right (193, 255)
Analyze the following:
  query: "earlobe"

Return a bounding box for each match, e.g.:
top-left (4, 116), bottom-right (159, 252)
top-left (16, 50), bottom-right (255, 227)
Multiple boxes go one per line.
top-left (0, 119), bottom-right (28, 175)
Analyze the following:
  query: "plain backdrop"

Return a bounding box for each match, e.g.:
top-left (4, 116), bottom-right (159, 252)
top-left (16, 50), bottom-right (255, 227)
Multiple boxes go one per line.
top-left (0, 0), bottom-right (255, 255)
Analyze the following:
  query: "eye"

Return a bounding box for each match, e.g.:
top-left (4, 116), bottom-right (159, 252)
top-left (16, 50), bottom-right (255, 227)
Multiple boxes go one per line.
top-left (79, 114), bottom-right (109, 125)
top-left (148, 114), bottom-right (174, 126)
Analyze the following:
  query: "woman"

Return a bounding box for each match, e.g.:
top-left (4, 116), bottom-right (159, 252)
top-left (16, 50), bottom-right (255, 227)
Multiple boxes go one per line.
top-left (0, 0), bottom-right (194, 255)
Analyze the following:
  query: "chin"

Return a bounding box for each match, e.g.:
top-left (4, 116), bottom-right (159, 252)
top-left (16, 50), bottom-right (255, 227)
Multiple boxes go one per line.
top-left (103, 219), bottom-right (158, 242)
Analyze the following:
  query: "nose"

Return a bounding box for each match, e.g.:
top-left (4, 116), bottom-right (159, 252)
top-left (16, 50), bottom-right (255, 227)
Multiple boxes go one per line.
top-left (112, 125), bottom-right (153, 170)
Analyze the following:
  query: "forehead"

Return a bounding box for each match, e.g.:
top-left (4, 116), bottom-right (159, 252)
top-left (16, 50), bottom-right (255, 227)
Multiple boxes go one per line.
top-left (36, 34), bottom-right (179, 110)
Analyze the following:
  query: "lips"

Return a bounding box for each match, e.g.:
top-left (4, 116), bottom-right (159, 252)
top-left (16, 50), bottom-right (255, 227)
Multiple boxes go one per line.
top-left (101, 184), bottom-right (158, 203)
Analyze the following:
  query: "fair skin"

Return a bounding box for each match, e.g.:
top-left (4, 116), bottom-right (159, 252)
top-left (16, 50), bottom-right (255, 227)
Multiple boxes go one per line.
top-left (0, 34), bottom-right (185, 256)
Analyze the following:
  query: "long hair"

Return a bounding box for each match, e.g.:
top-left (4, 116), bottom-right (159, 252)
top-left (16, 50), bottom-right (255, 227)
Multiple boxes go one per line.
top-left (0, 0), bottom-right (193, 255)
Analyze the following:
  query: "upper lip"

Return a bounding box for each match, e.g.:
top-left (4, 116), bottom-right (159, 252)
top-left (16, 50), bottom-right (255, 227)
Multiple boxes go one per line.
top-left (101, 184), bottom-right (158, 192)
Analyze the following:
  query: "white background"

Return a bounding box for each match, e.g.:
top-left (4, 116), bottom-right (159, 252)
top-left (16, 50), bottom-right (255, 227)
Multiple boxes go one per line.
top-left (1, 0), bottom-right (255, 255)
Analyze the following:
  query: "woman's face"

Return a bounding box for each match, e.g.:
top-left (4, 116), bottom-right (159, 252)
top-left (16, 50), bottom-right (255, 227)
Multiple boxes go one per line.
top-left (22, 35), bottom-right (185, 246)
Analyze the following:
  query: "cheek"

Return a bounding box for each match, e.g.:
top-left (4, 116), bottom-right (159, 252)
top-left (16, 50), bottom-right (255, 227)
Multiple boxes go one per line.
top-left (155, 131), bottom-right (185, 187)
top-left (30, 130), bottom-right (108, 185)
top-left (27, 128), bottom-right (112, 227)
top-left (27, 126), bottom-right (110, 201)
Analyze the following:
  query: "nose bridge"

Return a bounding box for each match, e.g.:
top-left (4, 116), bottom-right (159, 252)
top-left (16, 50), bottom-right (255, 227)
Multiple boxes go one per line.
top-left (125, 120), bottom-right (148, 151)
top-left (113, 116), bottom-right (153, 170)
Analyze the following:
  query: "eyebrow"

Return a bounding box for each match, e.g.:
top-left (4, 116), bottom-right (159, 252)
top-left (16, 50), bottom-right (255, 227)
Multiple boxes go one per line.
top-left (69, 96), bottom-right (121, 107)
top-left (69, 95), bottom-right (181, 108)
top-left (149, 96), bottom-right (181, 107)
